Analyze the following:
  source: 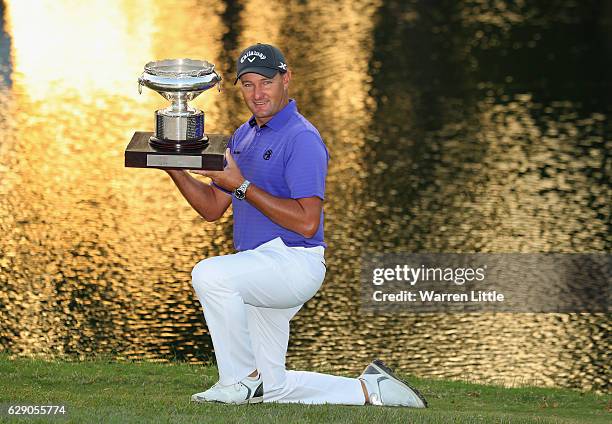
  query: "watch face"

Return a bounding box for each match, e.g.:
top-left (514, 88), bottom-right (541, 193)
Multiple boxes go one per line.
top-left (234, 180), bottom-right (249, 200)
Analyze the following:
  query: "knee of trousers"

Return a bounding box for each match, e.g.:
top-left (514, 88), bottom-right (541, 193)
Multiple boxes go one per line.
top-left (191, 258), bottom-right (234, 296)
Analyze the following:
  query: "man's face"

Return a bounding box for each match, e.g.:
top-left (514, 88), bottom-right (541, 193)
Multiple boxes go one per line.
top-left (239, 71), bottom-right (291, 125)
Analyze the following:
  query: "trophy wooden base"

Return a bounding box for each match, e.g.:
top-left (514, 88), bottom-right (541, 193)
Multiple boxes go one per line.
top-left (125, 131), bottom-right (230, 170)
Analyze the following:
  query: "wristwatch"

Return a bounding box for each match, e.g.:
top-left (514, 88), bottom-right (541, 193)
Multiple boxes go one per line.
top-left (234, 180), bottom-right (251, 200)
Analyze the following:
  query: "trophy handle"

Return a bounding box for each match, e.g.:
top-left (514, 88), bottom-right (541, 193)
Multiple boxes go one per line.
top-left (138, 78), bottom-right (144, 95)
top-left (214, 71), bottom-right (222, 92)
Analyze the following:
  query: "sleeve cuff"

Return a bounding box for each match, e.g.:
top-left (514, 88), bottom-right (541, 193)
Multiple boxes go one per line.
top-left (291, 192), bottom-right (325, 201)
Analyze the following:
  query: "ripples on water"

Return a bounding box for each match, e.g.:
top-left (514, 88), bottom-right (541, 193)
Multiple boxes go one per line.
top-left (0, 0), bottom-right (609, 392)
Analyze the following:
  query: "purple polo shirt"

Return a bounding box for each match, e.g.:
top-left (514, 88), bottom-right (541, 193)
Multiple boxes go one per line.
top-left (222, 100), bottom-right (329, 251)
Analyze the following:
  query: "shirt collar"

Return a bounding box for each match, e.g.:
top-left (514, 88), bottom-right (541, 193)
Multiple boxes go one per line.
top-left (248, 99), bottom-right (297, 131)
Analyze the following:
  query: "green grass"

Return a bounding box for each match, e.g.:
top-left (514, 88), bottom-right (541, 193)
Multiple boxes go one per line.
top-left (0, 354), bottom-right (609, 423)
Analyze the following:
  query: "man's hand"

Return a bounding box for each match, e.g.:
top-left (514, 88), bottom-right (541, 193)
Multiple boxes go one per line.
top-left (190, 148), bottom-right (245, 192)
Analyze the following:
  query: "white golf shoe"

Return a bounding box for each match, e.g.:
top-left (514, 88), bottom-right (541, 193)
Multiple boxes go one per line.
top-left (191, 374), bottom-right (264, 405)
top-left (359, 359), bottom-right (428, 408)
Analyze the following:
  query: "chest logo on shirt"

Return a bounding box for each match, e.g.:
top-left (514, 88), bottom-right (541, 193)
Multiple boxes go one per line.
top-left (263, 149), bottom-right (273, 160)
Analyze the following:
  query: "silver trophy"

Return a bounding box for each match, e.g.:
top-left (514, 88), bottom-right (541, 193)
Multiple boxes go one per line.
top-left (138, 58), bottom-right (221, 150)
top-left (126, 59), bottom-right (229, 170)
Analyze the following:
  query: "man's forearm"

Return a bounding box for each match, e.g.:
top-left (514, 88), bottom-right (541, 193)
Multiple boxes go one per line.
top-left (245, 184), bottom-right (321, 238)
top-left (166, 170), bottom-right (228, 221)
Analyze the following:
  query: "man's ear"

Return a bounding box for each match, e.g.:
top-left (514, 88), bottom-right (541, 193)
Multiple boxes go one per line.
top-left (283, 70), bottom-right (292, 87)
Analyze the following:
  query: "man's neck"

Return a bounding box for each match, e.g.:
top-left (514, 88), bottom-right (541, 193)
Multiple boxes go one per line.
top-left (254, 116), bottom-right (271, 127)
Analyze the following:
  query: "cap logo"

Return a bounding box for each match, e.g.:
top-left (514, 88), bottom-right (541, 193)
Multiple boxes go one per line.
top-left (240, 50), bottom-right (267, 64)
top-left (279, 62), bottom-right (287, 70)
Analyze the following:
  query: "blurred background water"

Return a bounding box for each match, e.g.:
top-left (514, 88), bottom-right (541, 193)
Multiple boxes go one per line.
top-left (0, 0), bottom-right (609, 392)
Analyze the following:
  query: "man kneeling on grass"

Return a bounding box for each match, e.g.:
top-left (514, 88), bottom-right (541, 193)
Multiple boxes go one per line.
top-left (165, 43), bottom-right (428, 408)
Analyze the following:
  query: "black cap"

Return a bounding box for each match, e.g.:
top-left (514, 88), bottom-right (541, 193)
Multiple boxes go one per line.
top-left (235, 43), bottom-right (287, 84)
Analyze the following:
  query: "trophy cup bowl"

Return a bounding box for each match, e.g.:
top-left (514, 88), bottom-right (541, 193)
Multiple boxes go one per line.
top-left (138, 58), bottom-right (221, 151)
top-left (125, 59), bottom-right (229, 171)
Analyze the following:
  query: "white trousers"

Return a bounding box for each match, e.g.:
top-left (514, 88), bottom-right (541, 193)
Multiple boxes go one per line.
top-left (191, 237), bottom-right (365, 405)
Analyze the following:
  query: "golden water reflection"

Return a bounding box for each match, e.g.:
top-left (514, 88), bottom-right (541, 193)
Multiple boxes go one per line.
top-left (0, 0), bottom-right (609, 393)
top-left (7, 0), bottom-right (155, 100)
